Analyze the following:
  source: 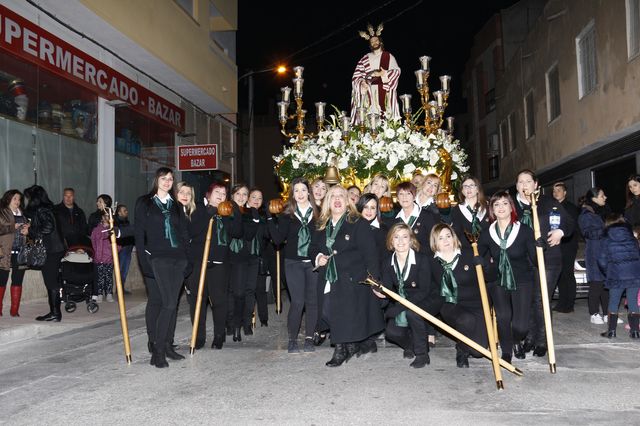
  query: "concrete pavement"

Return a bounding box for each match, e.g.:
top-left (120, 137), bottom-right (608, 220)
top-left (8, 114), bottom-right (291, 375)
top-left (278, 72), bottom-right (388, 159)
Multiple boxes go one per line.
top-left (0, 295), bottom-right (639, 425)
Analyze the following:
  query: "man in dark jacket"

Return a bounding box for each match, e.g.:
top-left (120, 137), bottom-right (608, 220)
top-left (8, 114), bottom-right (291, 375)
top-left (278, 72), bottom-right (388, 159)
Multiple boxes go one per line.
top-left (552, 182), bottom-right (580, 313)
top-left (54, 187), bottom-right (88, 247)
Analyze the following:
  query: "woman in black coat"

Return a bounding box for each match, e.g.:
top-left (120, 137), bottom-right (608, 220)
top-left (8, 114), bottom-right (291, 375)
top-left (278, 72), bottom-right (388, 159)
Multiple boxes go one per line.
top-left (380, 222), bottom-right (440, 368)
top-left (267, 177), bottom-right (319, 354)
top-left (356, 193), bottom-right (389, 265)
top-left (624, 174), bottom-right (640, 227)
top-left (309, 185), bottom-right (384, 367)
top-left (479, 190), bottom-right (537, 361)
top-left (450, 175), bottom-right (490, 248)
top-left (430, 223), bottom-right (486, 368)
top-left (185, 182), bottom-right (242, 350)
top-left (247, 188), bottom-right (271, 328)
top-left (23, 185), bottom-right (65, 322)
top-left (228, 183), bottom-right (259, 342)
top-left (134, 167), bottom-right (190, 368)
top-left (87, 194), bottom-right (112, 233)
top-left (597, 214), bottom-right (640, 338)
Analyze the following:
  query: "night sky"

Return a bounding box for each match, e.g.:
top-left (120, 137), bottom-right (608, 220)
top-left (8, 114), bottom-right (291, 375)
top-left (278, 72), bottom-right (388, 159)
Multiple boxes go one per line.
top-left (237, 0), bottom-right (521, 117)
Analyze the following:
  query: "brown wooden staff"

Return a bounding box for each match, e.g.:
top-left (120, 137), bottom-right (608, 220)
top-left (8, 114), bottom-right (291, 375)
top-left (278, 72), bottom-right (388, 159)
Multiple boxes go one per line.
top-left (269, 198), bottom-right (285, 315)
top-left (362, 276), bottom-right (523, 379)
top-left (465, 231), bottom-right (504, 390)
top-left (189, 217), bottom-right (213, 355)
top-left (106, 207), bottom-right (132, 364)
top-left (528, 190), bottom-right (557, 374)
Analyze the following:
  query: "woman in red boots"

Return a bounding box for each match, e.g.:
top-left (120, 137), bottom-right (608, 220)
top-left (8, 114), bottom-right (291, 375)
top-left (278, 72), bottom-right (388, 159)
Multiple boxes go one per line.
top-left (0, 190), bottom-right (29, 316)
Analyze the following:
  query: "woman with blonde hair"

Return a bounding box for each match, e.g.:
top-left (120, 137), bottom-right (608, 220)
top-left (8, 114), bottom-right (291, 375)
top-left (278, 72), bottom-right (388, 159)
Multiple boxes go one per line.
top-left (309, 185), bottom-right (384, 366)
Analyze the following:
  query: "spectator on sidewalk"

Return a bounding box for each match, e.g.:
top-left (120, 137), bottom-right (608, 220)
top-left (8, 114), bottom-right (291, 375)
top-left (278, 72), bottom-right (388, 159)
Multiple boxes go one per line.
top-left (115, 204), bottom-right (134, 295)
top-left (552, 182), bottom-right (580, 313)
top-left (24, 185), bottom-right (65, 322)
top-left (625, 174), bottom-right (640, 227)
top-left (54, 187), bottom-right (88, 248)
top-left (87, 194), bottom-right (112, 233)
top-left (91, 213), bottom-right (117, 303)
top-left (0, 190), bottom-right (29, 317)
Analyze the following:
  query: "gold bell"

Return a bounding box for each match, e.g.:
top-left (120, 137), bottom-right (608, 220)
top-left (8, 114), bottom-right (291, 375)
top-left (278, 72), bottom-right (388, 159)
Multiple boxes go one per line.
top-left (324, 165), bottom-right (340, 185)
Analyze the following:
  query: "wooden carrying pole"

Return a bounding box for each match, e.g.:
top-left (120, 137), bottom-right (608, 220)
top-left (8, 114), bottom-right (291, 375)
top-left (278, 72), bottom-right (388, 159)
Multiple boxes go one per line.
top-left (363, 276), bottom-right (523, 379)
top-left (107, 208), bottom-right (132, 364)
top-left (529, 190), bottom-right (557, 374)
top-left (469, 240), bottom-right (504, 390)
top-left (275, 250), bottom-right (282, 315)
top-left (189, 218), bottom-right (214, 355)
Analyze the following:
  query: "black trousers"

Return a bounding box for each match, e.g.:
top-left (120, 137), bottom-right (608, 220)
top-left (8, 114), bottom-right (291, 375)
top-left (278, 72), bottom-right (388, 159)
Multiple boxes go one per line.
top-left (530, 263), bottom-right (562, 345)
top-left (230, 258), bottom-right (259, 328)
top-left (284, 259), bottom-right (317, 340)
top-left (385, 310), bottom-right (428, 356)
top-left (255, 273), bottom-right (269, 323)
top-left (588, 280), bottom-right (609, 315)
top-left (557, 247), bottom-right (577, 309)
top-left (186, 262), bottom-right (229, 342)
top-left (41, 251), bottom-right (64, 290)
top-left (487, 282), bottom-right (513, 356)
top-left (440, 302), bottom-right (487, 358)
top-left (0, 255), bottom-right (26, 287)
top-left (146, 257), bottom-right (186, 348)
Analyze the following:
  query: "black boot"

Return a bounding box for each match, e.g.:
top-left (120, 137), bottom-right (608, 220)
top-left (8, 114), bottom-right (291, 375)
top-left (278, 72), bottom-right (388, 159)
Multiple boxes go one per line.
top-left (601, 313), bottom-right (617, 338)
top-left (522, 337), bottom-right (535, 353)
top-left (513, 343), bottom-right (526, 359)
top-left (501, 351), bottom-right (512, 364)
top-left (165, 343), bottom-right (185, 360)
top-left (456, 348), bottom-right (469, 368)
top-left (533, 345), bottom-right (548, 357)
top-left (152, 345), bottom-right (169, 368)
top-left (148, 341), bottom-right (155, 354)
top-left (244, 325), bottom-right (253, 336)
top-left (211, 334), bottom-right (224, 350)
top-left (49, 290), bottom-right (62, 322)
top-left (345, 342), bottom-right (359, 363)
top-left (312, 331), bottom-right (327, 346)
top-left (233, 328), bottom-right (242, 342)
top-left (357, 338), bottom-right (378, 357)
top-left (326, 344), bottom-right (348, 367)
top-left (628, 313), bottom-right (640, 339)
top-left (411, 353), bottom-right (430, 368)
top-left (35, 289), bottom-right (55, 321)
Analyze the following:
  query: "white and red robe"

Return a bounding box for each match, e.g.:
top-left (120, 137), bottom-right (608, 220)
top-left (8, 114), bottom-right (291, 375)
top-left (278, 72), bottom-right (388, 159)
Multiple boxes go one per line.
top-left (351, 50), bottom-right (401, 122)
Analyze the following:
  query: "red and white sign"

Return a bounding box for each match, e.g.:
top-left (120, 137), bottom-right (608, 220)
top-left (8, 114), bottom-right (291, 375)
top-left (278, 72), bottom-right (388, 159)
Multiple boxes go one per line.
top-left (177, 144), bottom-right (218, 171)
top-left (0, 5), bottom-right (185, 131)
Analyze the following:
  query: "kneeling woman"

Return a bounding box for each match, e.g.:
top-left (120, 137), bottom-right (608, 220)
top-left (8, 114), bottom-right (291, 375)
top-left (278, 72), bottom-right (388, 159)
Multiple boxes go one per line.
top-left (310, 185), bottom-right (384, 366)
top-left (430, 223), bottom-right (487, 368)
top-left (380, 223), bottom-right (441, 368)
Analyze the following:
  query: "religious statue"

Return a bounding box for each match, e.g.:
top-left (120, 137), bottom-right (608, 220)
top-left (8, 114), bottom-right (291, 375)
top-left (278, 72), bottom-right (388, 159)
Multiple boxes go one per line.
top-left (350, 24), bottom-right (401, 122)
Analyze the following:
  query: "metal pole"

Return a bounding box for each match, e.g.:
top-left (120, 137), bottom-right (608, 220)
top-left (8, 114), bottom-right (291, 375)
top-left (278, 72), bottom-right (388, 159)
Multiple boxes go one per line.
top-left (248, 72), bottom-right (255, 187)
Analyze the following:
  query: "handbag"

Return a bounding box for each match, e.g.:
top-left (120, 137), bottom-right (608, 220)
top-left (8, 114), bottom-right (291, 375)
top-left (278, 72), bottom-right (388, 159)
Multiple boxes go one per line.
top-left (17, 238), bottom-right (47, 268)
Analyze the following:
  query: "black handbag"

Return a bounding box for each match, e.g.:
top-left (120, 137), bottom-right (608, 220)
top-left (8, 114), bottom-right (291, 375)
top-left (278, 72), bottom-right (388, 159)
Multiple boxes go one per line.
top-left (17, 238), bottom-right (47, 268)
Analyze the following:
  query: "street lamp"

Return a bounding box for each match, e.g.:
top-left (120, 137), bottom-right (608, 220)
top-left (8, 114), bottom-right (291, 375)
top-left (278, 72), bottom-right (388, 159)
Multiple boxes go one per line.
top-left (240, 65), bottom-right (287, 186)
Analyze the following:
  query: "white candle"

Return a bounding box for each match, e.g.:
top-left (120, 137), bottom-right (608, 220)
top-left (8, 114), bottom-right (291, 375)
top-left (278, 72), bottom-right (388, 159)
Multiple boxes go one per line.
top-left (293, 66), bottom-right (304, 78)
top-left (414, 70), bottom-right (425, 87)
top-left (440, 75), bottom-right (451, 92)
top-left (281, 86), bottom-right (291, 103)
top-left (419, 56), bottom-right (431, 72)
top-left (293, 78), bottom-right (304, 97)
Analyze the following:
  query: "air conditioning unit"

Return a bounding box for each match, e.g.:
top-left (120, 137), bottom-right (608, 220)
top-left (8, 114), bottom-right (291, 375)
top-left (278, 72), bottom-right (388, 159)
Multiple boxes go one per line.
top-left (488, 134), bottom-right (499, 153)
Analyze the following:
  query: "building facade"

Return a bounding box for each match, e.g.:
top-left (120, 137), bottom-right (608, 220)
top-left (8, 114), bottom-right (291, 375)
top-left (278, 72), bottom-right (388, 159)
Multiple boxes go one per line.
top-left (0, 0), bottom-right (238, 215)
top-left (466, 0), bottom-right (640, 211)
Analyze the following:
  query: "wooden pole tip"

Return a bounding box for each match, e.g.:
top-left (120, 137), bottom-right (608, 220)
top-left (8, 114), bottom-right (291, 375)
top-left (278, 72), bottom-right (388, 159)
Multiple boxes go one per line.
top-left (190, 348), bottom-right (195, 355)
top-left (125, 354), bottom-right (132, 364)
top-left (496, 380), bottom-right (504, 390)
top-left (550, 364), bottom-right (557, 374)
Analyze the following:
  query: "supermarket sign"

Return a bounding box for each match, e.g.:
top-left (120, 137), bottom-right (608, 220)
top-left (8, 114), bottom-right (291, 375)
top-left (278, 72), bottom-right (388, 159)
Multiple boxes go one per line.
top-left (177, 144), bottom-right (218, 171)
top-left (0, 5), bottom-right (185, 131)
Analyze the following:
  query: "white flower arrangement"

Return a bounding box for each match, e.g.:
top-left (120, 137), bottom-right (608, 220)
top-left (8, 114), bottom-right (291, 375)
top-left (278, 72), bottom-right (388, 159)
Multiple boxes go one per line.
top-left (273, 118), bottom-right (469, 190)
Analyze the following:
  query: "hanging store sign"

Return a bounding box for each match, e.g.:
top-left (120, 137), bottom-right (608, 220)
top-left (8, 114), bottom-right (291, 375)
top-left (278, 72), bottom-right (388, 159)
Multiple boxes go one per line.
top-left (177, 144), bottom-right (218, 171)
top-left (0, 5), bottom-right (185, 131)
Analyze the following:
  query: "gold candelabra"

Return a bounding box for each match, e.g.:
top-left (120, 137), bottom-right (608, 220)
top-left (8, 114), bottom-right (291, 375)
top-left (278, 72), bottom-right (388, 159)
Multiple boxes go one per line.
top-left (399, 56), bottom-right (454, 137)
top-left (277, 66), bottom-right (325, 145)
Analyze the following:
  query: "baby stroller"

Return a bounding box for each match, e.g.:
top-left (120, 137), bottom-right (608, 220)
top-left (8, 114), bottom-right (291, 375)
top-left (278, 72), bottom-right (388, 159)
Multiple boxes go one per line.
top-left (60, 246), bottom-right (99, 314)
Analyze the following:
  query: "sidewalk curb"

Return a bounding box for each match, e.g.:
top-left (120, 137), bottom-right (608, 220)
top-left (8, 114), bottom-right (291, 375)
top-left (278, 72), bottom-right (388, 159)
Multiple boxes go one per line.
top-left (0, 302), bottom-right (147, 345)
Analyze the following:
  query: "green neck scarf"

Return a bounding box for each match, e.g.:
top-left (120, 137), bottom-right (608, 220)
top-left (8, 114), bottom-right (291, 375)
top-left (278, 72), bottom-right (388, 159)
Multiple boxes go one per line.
top-left (497, 223), bottom-right (517, 291)
top-left (250, 221), bottom-right (263, 256)
top-left (467, 205), bottom-right (482, 236)
top-left (230, 237), bottom-right (243, 253)
top-left (517, 198), bottom-right (533, 228)
top-left (393, 253), bottom-right (410, 327)
top-left (324, 214), bottom-right (346, 284)
top-left (407, 215), bottom-right (417, 228)
top-left (437, 253), bottom-right (460, 304)
top-left (215, 213), bottom-right (228, 246)
top-left (296, 205), bottom-right (312, 257)
top-left (153, 196), bottom-right (178, 248)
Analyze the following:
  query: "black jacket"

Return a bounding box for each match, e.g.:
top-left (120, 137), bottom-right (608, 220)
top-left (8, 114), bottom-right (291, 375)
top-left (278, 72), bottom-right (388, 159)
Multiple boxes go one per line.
top-left (187, 202), bottom-right (243, 267)
top-left (383, 207), bottom-right (440, 256)
top-left (430, 251), bottom-right (481, 309)
top-left (268, 211), bottom-right (317, 261)
top-left (24, 204), bottom-right (65, 254)
top-left (309, 217), bottom-right (384, 344)
top-left (450, 203), bottom-right (490, 249)
top-left (134, 194), bottom-right (190, 278)
top-left (54, 202), bottom-right (88, 247)
top-left (625, 196), bottom-right (640, 227)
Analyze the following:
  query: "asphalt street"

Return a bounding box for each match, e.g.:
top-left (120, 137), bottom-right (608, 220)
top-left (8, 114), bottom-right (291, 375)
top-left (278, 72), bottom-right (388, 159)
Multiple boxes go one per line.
top-left (0, 295), bottom-right (639, 425)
